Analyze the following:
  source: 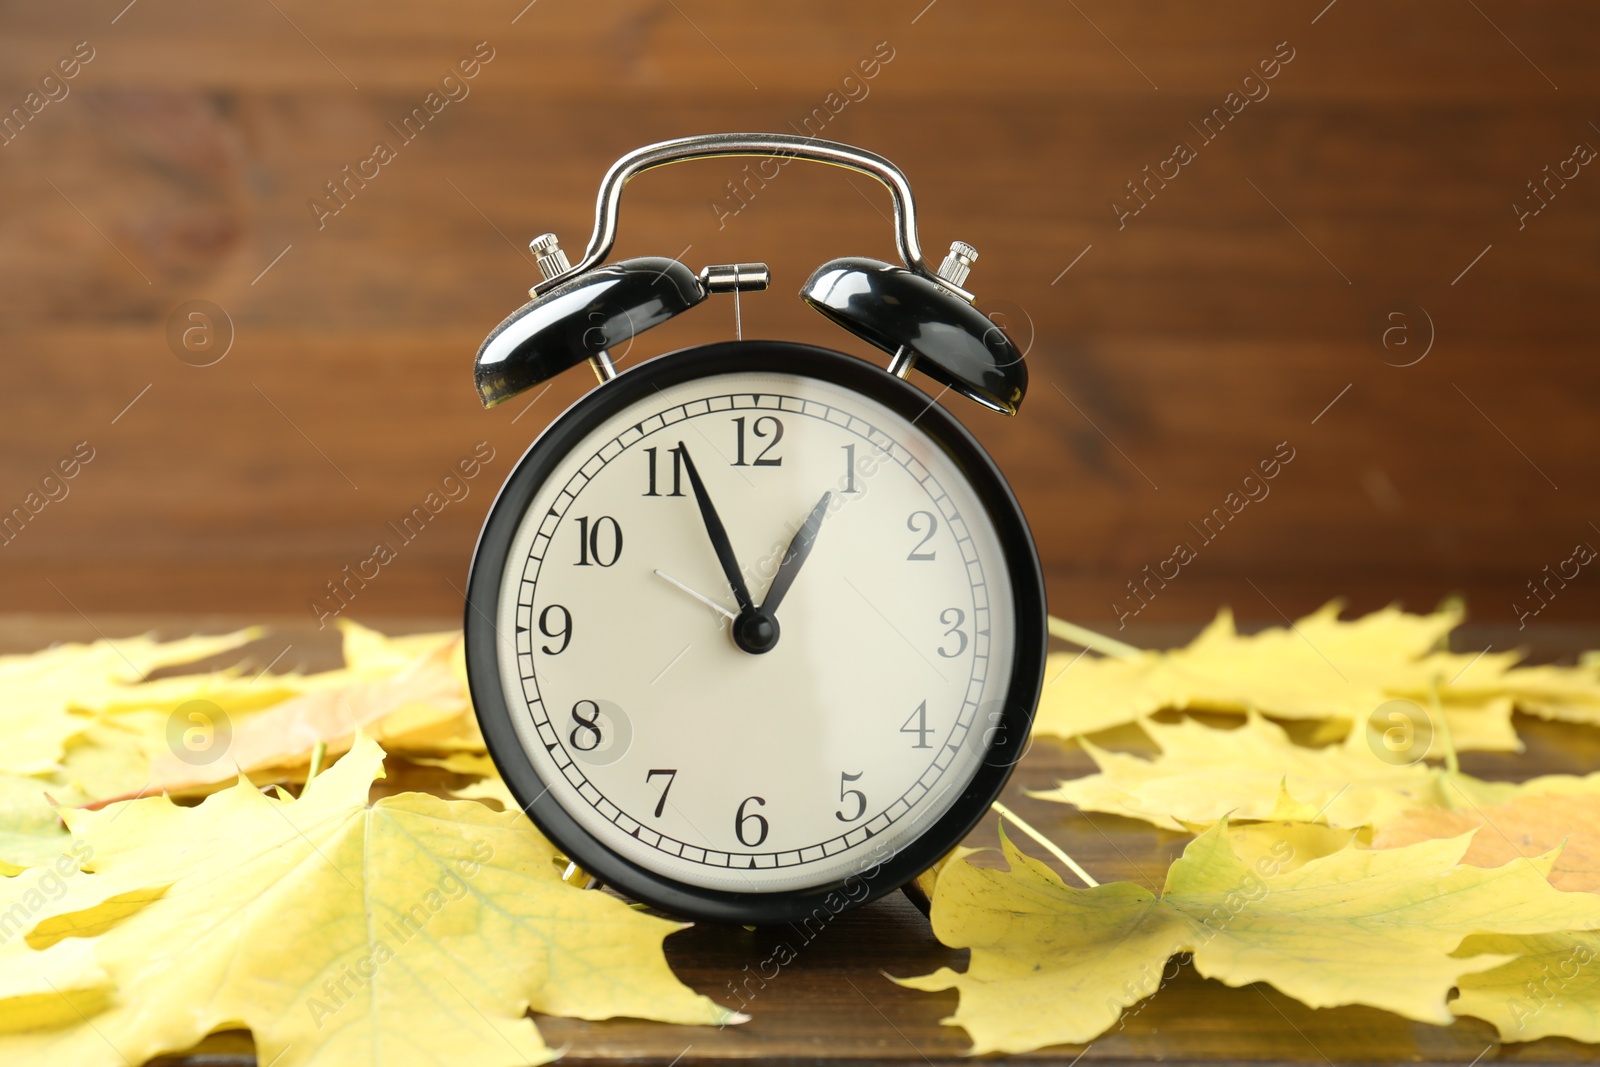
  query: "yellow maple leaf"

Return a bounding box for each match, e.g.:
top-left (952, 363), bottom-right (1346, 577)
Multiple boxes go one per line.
top-left (0, 630), bottom-right (261, 776)
top-left (0, 734), bottom-right (736, 1067)
top-left (1373, 790), bottom-right (1600, 893)
top-left (223, 623), bottom-right (484, 763)
top-left (50, 623), bottom-right (478, 805)
top-left (408, 753), bottom-right (518, 811)
top-left (899, 822), bottom-right (1600, 1054)
top-left (337, 621), bottom-right (458, 675)
top-left (7, 620), bottom-right (482, 787)
top-left (0, 776), bottom-right (68, 876)
top-left (329, 623), bottom-right (482, 752)
top-left (133, 636), bottom-right (468, 798)
top-left (1453, 932), bottom-right (1600, 1042)
top-left (1038, 604), bottom-right (1527, 754)
top-left (1368, 788), bottom-right (1600, 1043)
top-left (1220, 819), bottom-right (1357, 872)
top-left (1, 721), bottom-right (173, 876)
top-left (1455, 661), bottom-right (1600, 727)
top-left (1032, 712), bottom-right (1599, 832)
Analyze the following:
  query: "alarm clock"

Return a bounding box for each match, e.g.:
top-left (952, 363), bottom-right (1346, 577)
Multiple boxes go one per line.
top-left (463, 133), bottom-right (1046, 925)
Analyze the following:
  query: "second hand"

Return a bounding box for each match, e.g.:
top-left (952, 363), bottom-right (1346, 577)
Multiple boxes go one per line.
top-left (654, 569), bottom-right (737, 621)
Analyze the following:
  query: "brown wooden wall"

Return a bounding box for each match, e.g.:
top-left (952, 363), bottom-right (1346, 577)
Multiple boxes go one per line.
top-left (2, 0), bottom-right (1597, 632)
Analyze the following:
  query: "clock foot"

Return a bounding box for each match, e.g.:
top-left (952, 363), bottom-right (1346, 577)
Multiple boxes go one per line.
top-left (561, 861), bottom-right (605, 892)
top-left (900, 879), bottom-right (933, 918)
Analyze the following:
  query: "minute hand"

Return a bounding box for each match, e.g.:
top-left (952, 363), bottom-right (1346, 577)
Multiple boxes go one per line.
top-left (760, 491), bottom-right (833, 615)
top-left (675, 445), bottom-right (756, 613)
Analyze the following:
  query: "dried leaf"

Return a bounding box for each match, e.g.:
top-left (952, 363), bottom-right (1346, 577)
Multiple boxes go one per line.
top-left (1373, 791), bottom-right (1600, 893)
top-left (0, 630), bottom-right (259, 776)
top-left (1038, 603), bottom-right (1540, 754)
top-left (125, 629), bottom-right (472, 799)
top-left (1033, 713), bottom-right (1515, 830)
top-left (410, 753), bottom-right (518, 811)
top-left (0, 735), bottom-right (736, 1067)
top-left (1370, 791), bottom-right (1600, 1043)
top-left (1456, 662), bottom-right (1600, 727)
top-left (0, 776), bottom-right (68, 876)
top-left (899, 822), bottom-right (1600, 1053)
top-left (1453, 933), bottom-right (1600, 1042)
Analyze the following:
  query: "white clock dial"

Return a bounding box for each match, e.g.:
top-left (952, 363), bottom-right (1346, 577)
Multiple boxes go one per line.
top-left (494, 369), bottom-right (1017, 893)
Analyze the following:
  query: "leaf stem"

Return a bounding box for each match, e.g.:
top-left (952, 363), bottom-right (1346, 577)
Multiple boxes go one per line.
top-left (991, 800), bottom-right (1100, 888)
top-left (1047, 616), bottom-right (1141, 661)
top-left (1428, 675), bottom-right (1459, 777)
top-left (306, 740), bottom-right (328, 785)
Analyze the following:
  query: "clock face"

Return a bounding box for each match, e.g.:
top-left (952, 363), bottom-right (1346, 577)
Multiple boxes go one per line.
top-left (472, 344), bottom-right (1040, 908)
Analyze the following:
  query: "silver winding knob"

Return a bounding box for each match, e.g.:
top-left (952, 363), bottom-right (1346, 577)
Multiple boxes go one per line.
top-left (936, 240), bottom-right (978, 290)
top-left (530, 233), bottom-right (572, 283)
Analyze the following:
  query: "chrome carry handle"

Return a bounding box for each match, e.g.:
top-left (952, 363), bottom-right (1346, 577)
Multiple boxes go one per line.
top-left (527, 133), bottom-right (976, 302)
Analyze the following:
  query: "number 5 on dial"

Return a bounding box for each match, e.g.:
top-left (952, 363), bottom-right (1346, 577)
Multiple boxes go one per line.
top-left (835, 771), bottom-right (866, 822)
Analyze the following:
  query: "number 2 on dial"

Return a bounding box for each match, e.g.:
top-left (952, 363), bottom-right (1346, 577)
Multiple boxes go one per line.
top-left (907, 510), bottom-right (938, 560)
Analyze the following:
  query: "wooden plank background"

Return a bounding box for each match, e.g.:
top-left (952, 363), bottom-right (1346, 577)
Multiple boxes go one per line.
top-left (1, 0), bottom-right (1597, 633)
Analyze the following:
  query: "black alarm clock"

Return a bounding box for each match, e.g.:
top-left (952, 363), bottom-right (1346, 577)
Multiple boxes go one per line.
top-left (463, 133), bottom-right (1045, 925)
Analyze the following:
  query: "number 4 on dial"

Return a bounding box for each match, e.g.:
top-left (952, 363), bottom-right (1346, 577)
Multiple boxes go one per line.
top-left (901, 700), bottom-right (933, 749)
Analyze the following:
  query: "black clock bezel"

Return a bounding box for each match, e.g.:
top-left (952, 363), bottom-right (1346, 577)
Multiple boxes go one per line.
top-left (464, 340), bottom-right (1046, 925)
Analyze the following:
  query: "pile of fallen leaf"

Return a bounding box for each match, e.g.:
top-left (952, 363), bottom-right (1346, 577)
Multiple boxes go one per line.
top-left (903, 602), bottom-right (1600, 1053)
top-left (3, 606), bottom-right (1599, 1064)
top-left (0, 623), bottom-right (733, 1067)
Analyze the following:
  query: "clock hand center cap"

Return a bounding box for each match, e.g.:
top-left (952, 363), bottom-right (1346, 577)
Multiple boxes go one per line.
top-left (731, 608), bottom-right (780, 654)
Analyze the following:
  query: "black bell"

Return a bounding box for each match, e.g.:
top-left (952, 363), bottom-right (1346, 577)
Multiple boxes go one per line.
top-left (801, 257), bottom-right (1027, 415)
top-left (474, 256), bottom-right (706, 407)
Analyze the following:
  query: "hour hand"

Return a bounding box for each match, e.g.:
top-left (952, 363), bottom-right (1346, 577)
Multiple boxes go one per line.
top-left (674, 444), bottom-right (755, 613)
top-left (760, 491), bottom-right (832, 616)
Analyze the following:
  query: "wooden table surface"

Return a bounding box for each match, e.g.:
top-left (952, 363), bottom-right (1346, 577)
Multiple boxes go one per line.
top-left (7, 614), bottom-right (1599, 1066)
